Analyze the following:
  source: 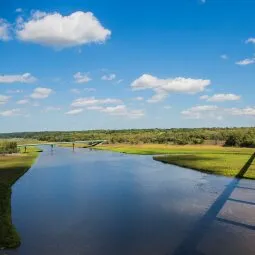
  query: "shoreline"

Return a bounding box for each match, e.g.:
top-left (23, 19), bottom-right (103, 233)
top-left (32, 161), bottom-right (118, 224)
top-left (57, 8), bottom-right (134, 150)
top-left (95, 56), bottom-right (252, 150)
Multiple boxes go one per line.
top-left (95, 144), bottom-right (255, 179)
top-left (0, 148), bottom-right (41, 249)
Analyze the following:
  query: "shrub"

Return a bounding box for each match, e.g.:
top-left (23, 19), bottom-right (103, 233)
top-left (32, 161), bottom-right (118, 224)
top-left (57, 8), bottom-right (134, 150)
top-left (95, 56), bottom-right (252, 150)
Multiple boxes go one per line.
top-left (0, 141), bottom-right (18, 154)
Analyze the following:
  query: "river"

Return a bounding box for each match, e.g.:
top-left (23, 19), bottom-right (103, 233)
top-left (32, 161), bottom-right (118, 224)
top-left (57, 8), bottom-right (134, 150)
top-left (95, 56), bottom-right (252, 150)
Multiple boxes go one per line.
top-left (6, 147), bottom-right (255, 255)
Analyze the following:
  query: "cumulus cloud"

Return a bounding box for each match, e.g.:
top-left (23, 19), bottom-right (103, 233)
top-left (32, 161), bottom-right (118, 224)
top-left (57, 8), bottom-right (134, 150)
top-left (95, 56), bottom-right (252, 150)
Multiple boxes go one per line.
top-left (131, 74), bottom-right (211, 103)
top-left (0, 95), bottom-right (10, 105)
top-left (181, 105), bottom-right (219, 119)
top-left (88, 104), bottom-right (144, 119)
top-left (71, 97), bottom-right (122, 107)
top-left (74, 72), bottom-right (91, 83)
top-left (0, 73), bottom-right (36, 83)
top-left (200, 93), bottom-right (241, 102)
top-left (236, 57), bottom-right (255, 66)
top-left (147, 92), bottom-right (168, 103)
top-left (30, 87), bottom-right (53, 99)
top-left (16, 11), bottom-right (111, 49)
top-left (16, 99), bottom-right (29, 104)
top-left (0, 18), bottom-right (11, 41)
top-left (101, 73), bottom-right (116, 81)
top-left (245, 38), bottom-right (255, 44)
top-left (0, 108), bottom-right (20, 117)
top-left (65, 108), bottom-right (83, 115)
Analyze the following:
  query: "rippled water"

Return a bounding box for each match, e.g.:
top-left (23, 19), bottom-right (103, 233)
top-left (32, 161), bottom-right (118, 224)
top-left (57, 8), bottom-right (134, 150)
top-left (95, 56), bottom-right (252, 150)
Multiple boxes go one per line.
top-left (6, 147), bottom-right (255, 255)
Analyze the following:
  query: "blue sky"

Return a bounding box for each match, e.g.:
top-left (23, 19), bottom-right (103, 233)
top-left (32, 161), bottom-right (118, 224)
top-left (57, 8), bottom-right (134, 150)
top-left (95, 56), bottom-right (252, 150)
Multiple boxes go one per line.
top-left (0, 0), bottom-right (255, 132)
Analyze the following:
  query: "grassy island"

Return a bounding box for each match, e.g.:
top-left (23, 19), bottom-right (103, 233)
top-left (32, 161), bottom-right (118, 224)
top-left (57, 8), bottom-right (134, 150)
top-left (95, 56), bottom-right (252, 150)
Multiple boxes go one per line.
top-left (0, 147), bottom-right (41, 249)
top-left (96, 144), bottom-right (255, 179)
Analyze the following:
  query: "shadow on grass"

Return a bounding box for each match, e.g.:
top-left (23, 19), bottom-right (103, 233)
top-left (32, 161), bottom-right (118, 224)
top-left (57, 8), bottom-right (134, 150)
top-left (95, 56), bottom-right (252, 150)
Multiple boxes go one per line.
top-left (171, 152), bottom-right (255, 255)
top-left (154, 155), bottom-right (216, 162)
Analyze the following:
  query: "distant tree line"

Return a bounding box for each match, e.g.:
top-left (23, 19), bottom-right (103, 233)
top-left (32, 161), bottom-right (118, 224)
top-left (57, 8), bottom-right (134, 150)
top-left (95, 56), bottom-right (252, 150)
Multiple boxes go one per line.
top-left (1, 128), bottom-right (255, 147)
top-left (224, 130), bottom-right (255, 147)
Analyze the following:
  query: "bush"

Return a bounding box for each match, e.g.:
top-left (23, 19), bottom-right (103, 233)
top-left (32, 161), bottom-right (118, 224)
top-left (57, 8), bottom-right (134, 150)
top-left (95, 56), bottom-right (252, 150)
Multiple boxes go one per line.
top-left (224, 133), bottom-right (255, 148)
top-left (0, 141), bottom-right (18, 154)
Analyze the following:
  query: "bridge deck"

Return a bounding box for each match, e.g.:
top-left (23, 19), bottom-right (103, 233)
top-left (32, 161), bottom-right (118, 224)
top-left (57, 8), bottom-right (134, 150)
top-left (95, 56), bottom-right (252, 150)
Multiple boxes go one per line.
top-left (17, 140), bottom-right (107, 147)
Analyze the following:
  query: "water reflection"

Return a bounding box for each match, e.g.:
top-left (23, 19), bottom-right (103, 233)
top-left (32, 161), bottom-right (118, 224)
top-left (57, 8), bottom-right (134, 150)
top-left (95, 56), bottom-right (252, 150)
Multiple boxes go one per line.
top-left (5, 147), bottom-right (255, 255)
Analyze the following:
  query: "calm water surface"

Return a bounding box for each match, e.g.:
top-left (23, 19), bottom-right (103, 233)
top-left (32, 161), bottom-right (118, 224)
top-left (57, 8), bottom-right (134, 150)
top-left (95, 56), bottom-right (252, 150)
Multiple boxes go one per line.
top-left (6, 147), bottom-right (255, 255)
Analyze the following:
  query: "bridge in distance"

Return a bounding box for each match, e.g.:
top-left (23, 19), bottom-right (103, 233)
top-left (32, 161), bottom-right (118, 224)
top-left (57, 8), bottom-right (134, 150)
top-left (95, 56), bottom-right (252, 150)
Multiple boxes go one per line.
top-left (17, 140), bottom-right (107, 151)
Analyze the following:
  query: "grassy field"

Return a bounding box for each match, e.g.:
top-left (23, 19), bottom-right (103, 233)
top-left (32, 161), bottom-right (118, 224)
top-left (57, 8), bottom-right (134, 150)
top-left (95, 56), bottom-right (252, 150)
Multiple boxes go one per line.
top-left (96, 144), bottom-right (255, 179)
top-left (0, 147), bottom-right (41, 248)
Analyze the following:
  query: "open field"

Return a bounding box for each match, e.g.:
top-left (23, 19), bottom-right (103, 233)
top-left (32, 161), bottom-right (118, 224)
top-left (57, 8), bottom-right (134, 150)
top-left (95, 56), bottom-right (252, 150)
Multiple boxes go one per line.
top-left (154, 153), bottom-right (255, 179)
top-left (96, 144), bottom-right (254, 155)
top-left (0, 147), bottom-right (41, 248)
top-left (96, 144), bottom-right (255, 179)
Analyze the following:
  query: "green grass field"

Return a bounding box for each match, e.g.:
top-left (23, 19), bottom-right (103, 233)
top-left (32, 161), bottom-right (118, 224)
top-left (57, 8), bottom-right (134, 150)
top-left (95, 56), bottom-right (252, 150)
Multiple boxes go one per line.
top-left (96, 144), bottom-right (255, 179)
top-left (0, 147), bottom-right (41, 248)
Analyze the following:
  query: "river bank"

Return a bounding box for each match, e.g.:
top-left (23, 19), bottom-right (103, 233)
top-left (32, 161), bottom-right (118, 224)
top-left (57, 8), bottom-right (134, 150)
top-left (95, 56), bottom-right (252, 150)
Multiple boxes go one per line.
top-left (0, 148), bottom-right (41, 249)
top-left (95, 144), bottom-right (255, 179)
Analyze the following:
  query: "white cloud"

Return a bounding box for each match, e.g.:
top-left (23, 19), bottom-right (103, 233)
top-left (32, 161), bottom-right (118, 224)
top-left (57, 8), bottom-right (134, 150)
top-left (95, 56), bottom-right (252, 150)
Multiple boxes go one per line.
top-left (181, 105), bottom-right (219, 119)
top-left (0, 18), bottom-right (11, 41)
top-left (116, 79), bottom-right (123, 84)
top-left (16, 99), bottom-right (29, 104)
top-left (200, 93), bottom-right (241, 102)
top-left (0, 95), bottom-right (10, 105)
top-left (74, 72), bottom-right (91, 83)
top-left (182, 105), bottom-right (255, 120)
top-left (30, 87), bottom-right (53, 99)
top-left (65, 108), bottom-right (83, 115)
top-left (0, 73), bottom-right (36, 83)
top-left (6, 89), bottom-right (23, 94)
top-left (71, 97), bottom-right (122, 107)
top-left (88, 104), bottom-right (144, 119)
top-left (44, 106), bottom-right (61, 112)
top-left (221, 54), bottom-right (228, 60)
top-left (87, 106), bottom-right (103, 110)
top-left (200, 95), bottom-right (209, 100)
top-left (131, 74), bottom-right (211, 103)
top-left (0, 108), bottom-right (20, 117)
top-left (245, 38), bottom-right (255, 44)
top-left (16, 11), bottom-right (111, 49)
top-left (226, 107), bottom-right (255, 116)
top-left (133, 97), bottom-right (144, 101)
top-left (101, 73), bottom-right (116, 81)
top-left (147, 92), bottom-right (168, 103)
top-left (236, 57), bottom-right (255, 66)
top-left (15, 8), bottom-right (23, 13)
